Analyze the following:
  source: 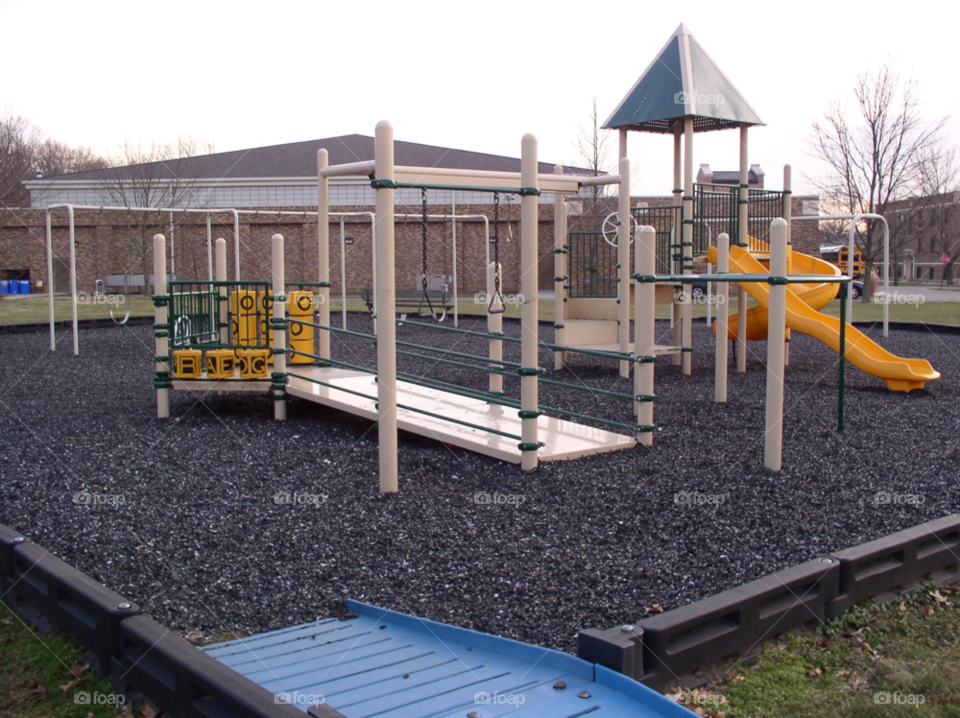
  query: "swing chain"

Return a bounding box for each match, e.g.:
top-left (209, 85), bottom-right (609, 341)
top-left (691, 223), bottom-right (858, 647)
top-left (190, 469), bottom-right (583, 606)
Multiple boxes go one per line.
top-left (421, 188), bottom-right (428, 292)
top-left (488, 192), bottom-right (505, 314)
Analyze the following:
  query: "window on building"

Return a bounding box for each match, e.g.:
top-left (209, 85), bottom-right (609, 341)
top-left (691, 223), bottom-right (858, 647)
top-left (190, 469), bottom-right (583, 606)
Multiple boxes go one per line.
top-left (918, 236), bottom-right (924, 254)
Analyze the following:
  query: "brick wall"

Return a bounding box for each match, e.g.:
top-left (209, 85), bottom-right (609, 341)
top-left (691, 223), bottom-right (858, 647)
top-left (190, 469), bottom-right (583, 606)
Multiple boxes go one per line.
top-left (0, 196), bottom-right (819, 296)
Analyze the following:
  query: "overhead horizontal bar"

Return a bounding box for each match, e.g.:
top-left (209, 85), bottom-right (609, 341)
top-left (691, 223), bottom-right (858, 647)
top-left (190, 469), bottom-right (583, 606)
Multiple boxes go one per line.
top-left (318, 160), bottom-right (376, 178)
top-left (391, 166), bottom-right (585, 194)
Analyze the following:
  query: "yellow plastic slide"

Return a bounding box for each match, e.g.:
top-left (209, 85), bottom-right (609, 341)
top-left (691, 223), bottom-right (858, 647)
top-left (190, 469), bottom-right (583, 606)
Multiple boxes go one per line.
top-left (706, 245), bottom-right (939, 392)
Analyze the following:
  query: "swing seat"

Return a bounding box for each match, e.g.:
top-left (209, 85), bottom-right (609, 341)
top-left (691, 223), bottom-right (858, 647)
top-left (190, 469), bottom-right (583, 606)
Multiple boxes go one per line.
top-left (361, 288), bottom-right (453, 315)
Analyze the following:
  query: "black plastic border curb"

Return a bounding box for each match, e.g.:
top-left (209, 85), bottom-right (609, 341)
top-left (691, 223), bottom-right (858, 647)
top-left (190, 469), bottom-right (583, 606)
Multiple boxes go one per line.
top-left (0, 316), bottom-right (153, 334)
top-left (579, 514), bottom-right (960, 693)
top-left (112, 615), bottom-right (313, 718)
top-left (0, 524), bottom-right (345, 718)
top-left (6, 542), bottom-right (139, 677)
top-left (827, 514), bottom-right (960, 618)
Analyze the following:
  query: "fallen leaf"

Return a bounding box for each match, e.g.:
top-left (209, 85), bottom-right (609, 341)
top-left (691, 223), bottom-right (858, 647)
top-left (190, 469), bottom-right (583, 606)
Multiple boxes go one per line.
top-left (851, 638), bottom-right (866, 649)
top-left (922, 605), bottom-right (936, 617)
top-left (59, 678), bottom-right (84, 692)
top-left (25, 681), bottom-right (46, 702)
top-left (648, 604), bottom-right (664, 614)
top-left (140, 704), bottom-right (158, 717)
top-left (732, 674), bottom-right (746, 683)
top-left (808, 667), bottom-right (823, 678)
top-left (900, 602), bottom-right (908, 612)
top-left (931, 589), bottom-right (951, 605)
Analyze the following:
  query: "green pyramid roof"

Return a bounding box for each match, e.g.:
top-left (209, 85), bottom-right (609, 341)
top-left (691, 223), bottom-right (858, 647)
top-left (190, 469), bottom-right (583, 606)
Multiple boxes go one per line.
top-left (602, 24), bottom-right (764, 134)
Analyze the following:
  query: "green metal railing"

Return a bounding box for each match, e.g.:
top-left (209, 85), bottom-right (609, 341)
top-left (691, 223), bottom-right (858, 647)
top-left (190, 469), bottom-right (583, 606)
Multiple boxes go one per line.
top-left (166, 280), bottom-right (272, 352)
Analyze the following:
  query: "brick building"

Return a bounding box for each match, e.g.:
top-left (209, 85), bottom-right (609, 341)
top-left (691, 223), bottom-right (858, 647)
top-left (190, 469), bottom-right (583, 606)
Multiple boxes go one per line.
top-left (883, 191), bottom-right (959, 281)
top-left (0, 134), bottom-right (818, 295)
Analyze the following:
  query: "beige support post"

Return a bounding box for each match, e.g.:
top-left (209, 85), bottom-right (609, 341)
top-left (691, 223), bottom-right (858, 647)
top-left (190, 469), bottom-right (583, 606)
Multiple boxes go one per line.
top-left (519, 133), bottom-right (540, 471)
top-left (317, 149), bottom-right (331, 362)
top-left (715, 233), bottom-right (730, 403)
top-left (374, 122), bottom-right (398, 493)
top-left (553, 165), bottom-right (567, 370)
top-left (764, 218), bottom-right (789, 471)
top-left (216, 238), bottom-right (227, 346)
top-left (617, 157), bottom-right (631, 378)
top-left (45, 210), bottom-right (55, 351)
top-left (68, 205), bottom-right (78, 355)
top-left (153, 233), bottom-right (169, 419)
top-left (737, 126), bottom-right (749, 373)
top-left (783, 164), bottom-right (793, 367)
top-left (635, 225), bottom-right (655, 446)
top-left (672, 129), bottom-right (682, 366)
top-left (271, 233), bottom-right (287, 421)
top-left (487, 261), bottom-right (503, 395)
top-left (681, 119), bottom-right (693, 375)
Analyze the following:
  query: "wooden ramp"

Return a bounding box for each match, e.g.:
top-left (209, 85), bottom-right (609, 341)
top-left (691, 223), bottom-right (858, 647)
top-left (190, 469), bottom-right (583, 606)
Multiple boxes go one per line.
top-left (286, 367), bottom-right (637, 464)
top-left (202, 600), bottom-right (688, 718)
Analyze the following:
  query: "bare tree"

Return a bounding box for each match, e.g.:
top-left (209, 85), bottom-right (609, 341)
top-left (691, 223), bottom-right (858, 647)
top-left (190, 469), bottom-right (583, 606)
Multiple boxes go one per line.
top-left (574, 98), bottom-right (612, 229)
top-left (33, 139), bottom-right (109, 177)
top-left (807, 62), bottom-right (947, 300)
top-left (0, 110), bottom-right (40, 208)
top-left (96, 136), bottom-right (214, 295)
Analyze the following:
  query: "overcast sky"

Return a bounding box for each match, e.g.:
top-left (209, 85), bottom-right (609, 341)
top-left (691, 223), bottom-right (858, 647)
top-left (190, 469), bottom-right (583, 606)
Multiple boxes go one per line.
top-left (2, 0), bottom-right (956, 196)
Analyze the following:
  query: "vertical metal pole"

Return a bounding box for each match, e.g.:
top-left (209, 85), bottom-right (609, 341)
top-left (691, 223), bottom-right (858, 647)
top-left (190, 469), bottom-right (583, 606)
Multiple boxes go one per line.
top-left (232, 210), bottom-right (240, 281)
top-left (764, 219), bottom-right (788, 471)
top-left (681, 119), bottom-right (693, 375)
top-left (846, 219), bottom-right (856, 323)
top-left (374, 121), bottom-right (398, 493)
top-left (783, 165), bottom-right (792, 366)
top-left (672, 129), bottom-right (682, 366)
top-left (487, 261), bottom-right (503, 395)
top-left (169, 212), bottom-right (176, 276)
top-left (206, 215), bottom-right (213, 282)
top-left (68, 205), bottom-right (78, 355)
top-left (715, 232), bottom-right (729, 402)
top-left (553, 165), bottom-right (567, 370)
top-left (46, 209), bottom-right (55, 351)
top-left (272, 233), bottom-right (287, 421)
top-left (617, 157), bottom-right (631, 378)
top-left (737, 126), bottom-right (749, 373)
top-left (154, 233), bottom-right (169, 419)
top-left (216, 238), bottom-right (227, 346)
top-left (520, 133), bottom-right (540, 471)
top-left (370, 211), bottom-right (378, 336)
top-left (452, 194), bottom-right (459, 327)
top-left (882, 220), bottom-right (890, 337)
top-left (636, 225), bottom-right (655, 446)
top-left (340, 217), bottom-right (348, 330)
top-left (317, 149), bottom-right (331, 361)
top-left (838, 281), bottom-right (847, 432)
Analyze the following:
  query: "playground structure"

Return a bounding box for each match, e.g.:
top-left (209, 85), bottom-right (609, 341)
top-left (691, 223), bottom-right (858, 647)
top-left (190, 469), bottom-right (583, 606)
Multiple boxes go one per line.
top-left (147, 24), bottom-right (939, 492)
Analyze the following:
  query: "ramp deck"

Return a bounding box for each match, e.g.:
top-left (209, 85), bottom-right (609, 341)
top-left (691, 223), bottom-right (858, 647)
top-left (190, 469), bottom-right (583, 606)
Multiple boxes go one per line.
top-left (285, 366), bottom-right (637, 464)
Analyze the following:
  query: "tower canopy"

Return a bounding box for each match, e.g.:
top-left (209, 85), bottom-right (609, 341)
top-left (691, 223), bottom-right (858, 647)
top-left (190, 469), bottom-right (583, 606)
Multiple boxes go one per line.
top-left (603, 24), bottom-right (764, 134)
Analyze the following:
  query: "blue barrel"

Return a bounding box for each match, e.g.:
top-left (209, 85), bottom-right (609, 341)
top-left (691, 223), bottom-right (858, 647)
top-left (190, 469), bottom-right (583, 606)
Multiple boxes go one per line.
top-left (7, 280), bottom-right (18, 295)
top-left (18, 280), bottom-right (30, 295)
top-left (0, 280), bottom-right (8, 294)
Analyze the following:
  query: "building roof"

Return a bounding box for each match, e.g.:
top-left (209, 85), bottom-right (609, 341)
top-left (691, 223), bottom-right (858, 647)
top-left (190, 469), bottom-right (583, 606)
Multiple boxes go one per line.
top-left (712, 170), bottom-right (759, 183)
top-left (40, 134), bottom-right (588, 183)
top-left (603, 23), bottom-right (764, 134)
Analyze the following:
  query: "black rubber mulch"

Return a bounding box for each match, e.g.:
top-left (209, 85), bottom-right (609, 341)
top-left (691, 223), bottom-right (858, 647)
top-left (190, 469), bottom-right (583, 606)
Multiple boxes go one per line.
top-left (0, 315), bottom-right (957, 653)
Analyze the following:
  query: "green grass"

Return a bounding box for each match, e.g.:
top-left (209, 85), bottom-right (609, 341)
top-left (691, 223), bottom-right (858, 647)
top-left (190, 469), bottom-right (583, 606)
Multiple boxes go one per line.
top-left (0, 295), bottom-right (154, 325)
top-left (692, 585), bottom-right (960, 717)
top-left (3, 294), bottom-right (958, 327)
top-left (0, 602), bottom-right (135, 717)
